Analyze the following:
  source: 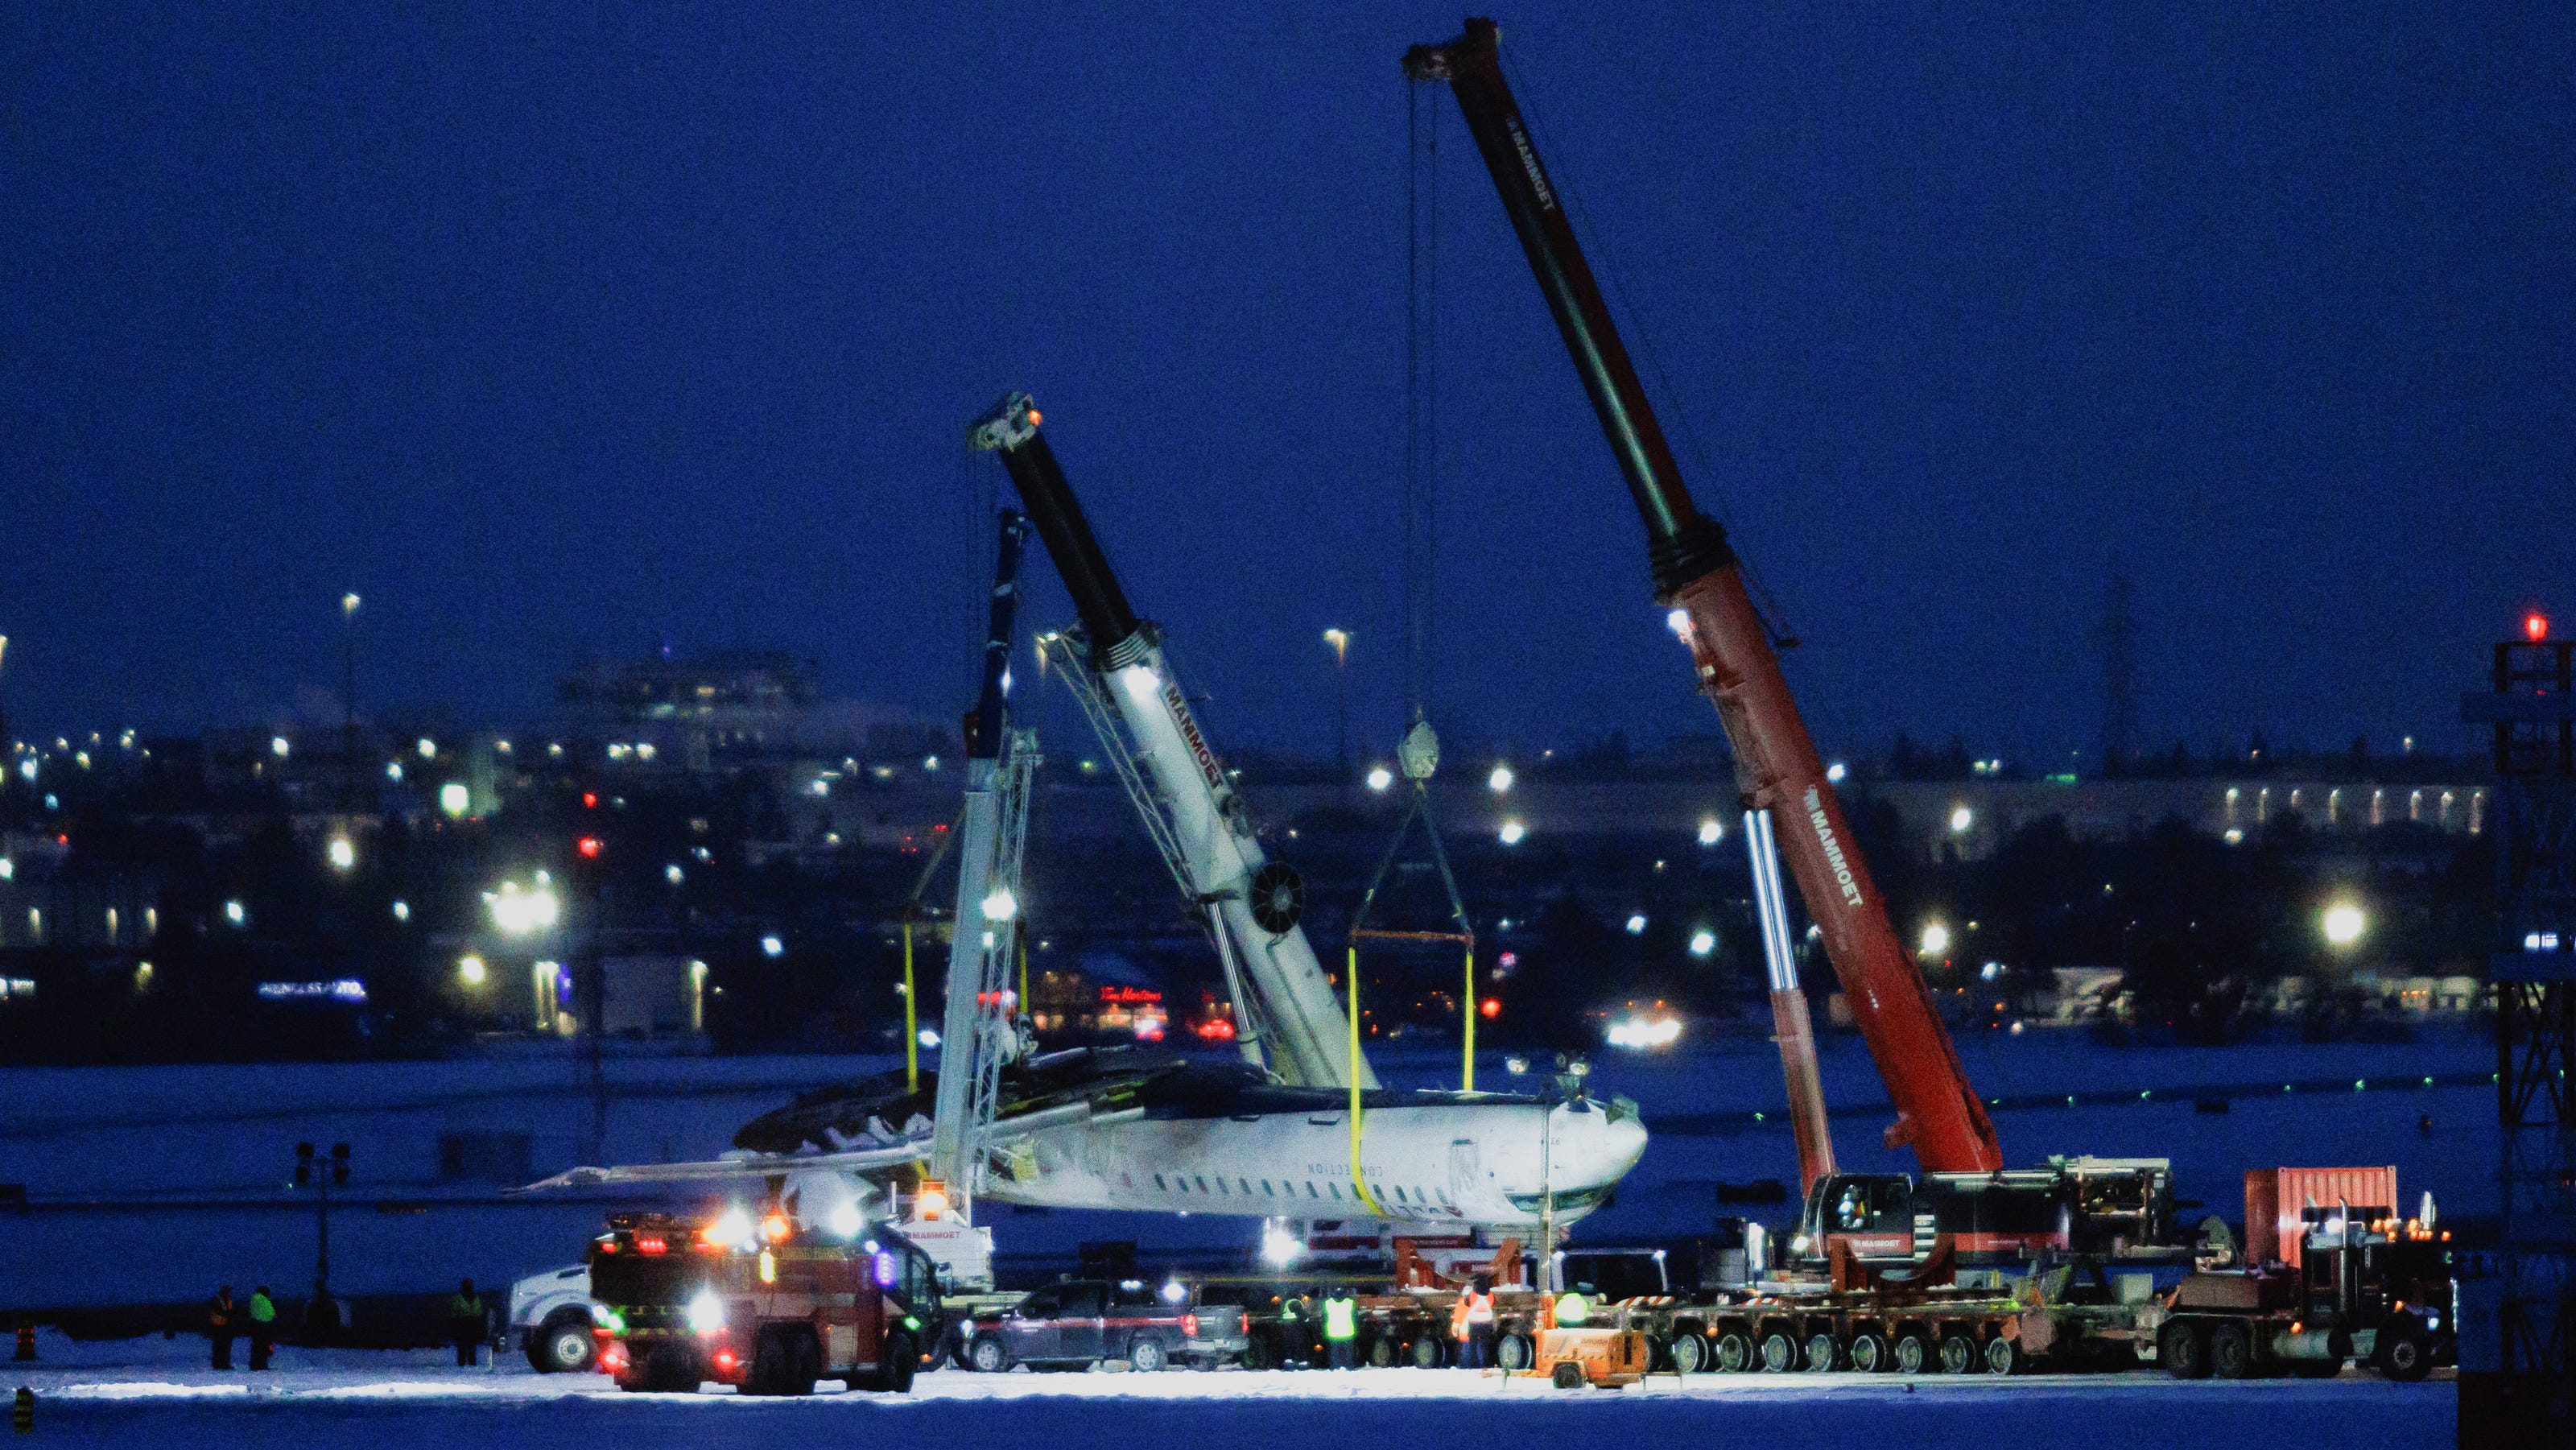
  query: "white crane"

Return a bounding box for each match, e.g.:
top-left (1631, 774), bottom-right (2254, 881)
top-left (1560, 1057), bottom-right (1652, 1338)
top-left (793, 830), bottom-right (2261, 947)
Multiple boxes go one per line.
top-left (971, 394), bottom-right (1375, 1091)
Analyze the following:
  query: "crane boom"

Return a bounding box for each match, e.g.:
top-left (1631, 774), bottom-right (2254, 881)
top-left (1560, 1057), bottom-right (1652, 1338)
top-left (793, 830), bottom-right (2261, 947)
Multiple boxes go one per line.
top-left (1406, 18), bottom-right (2000, 1173)
top-left (930, 510), bottom-right (1040, 1203)
top-left (969, 393), bottom-right (1377, 1091)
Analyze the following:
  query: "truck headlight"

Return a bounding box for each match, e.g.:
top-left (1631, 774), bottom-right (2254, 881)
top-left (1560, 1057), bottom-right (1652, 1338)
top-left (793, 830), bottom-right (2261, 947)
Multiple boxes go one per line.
top-left (687, 1290), bottom-right (727, 1335)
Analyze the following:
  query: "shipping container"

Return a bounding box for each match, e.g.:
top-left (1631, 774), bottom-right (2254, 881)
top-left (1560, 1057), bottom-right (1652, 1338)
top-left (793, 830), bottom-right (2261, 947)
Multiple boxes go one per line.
top-left (2244, 1167), bottom-right (2397, 1270)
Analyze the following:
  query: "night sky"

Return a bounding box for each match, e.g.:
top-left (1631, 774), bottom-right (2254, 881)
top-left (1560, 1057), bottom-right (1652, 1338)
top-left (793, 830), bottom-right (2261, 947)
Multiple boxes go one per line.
top-left (4, 3), bottom-right (2569, 765)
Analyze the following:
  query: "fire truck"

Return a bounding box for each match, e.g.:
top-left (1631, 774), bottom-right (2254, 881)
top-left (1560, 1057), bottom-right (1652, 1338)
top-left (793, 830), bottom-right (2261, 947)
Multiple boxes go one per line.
top-left (588, 1209), bottom-right (947, 1394)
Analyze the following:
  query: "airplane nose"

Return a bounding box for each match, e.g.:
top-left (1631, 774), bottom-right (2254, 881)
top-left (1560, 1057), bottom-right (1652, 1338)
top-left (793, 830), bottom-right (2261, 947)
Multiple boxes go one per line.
top-left (1561, 1106), bottom-right (1649, 1188)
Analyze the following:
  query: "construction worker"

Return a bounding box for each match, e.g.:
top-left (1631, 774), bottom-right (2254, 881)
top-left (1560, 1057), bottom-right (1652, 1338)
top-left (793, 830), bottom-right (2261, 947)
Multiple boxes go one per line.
top-left (448, 1279), bottom-right (485, 1367)
top-left (246, 1287), bottom-right (276, 1371)
top-left (1321, 1285), bottom-right (1358, 1370)
top-left (1554, 1283), bottom-right (1591, 1328)
top-left (1461, 1274), bottom-right (1496, 1368)
top-left (207, 1287), bottom-right (237, 1370)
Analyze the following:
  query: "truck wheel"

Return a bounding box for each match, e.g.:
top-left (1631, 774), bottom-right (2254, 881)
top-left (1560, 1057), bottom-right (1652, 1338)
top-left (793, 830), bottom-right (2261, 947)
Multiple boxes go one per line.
top-left (1983, 1335), bottom-right (2025, 1376)
top-left (1714, 1331), bottom-right (1753, 1373)
top-left (1551, 1361), bottom-right (1586, 1390)
top-left (1241, 1335), bottom-right (1277, 1371)
top-left (1804, 1332), bottom-right (1843, 1372)
top-left (1496, 1334), bottom-right (1534, 1371)
top-left (1849, 1332), bottom-right (1888, 1373)
top-left (1669, 1332), bottom-right (1708, 1375)
top-left (1367, 1336), bottom-right (1396, 1368)
top-left (1130, 1337), bottom-right (1169, 1374)
top-left (2207, 1322), bottom-right (2253, 1380)
top-left (1938, 1331), bottom-right (1979, 1374)
top-left (968, 1334), bottom-right (1010, 1374)
top-left (786, 1329), bottom-right (820, 1396)
top-left (1758, 1330), bottom-right (1798, 1372)
top-left (2379, 1325), bottom-right (2431, 1382)
top-left (741, 1328), bottom-right (784, 1395)
top-left (2160, 1321), bottom-right (2209, 1380)
top-left (880, 1333), bottom-right (917, 1393)
top-left (1892, 1329), bottom-right (1931, 1374)
top-left (527, 1310), bottom-right (597, 1374)
top-left (1409, 1336), bottom-right (1444, 1369)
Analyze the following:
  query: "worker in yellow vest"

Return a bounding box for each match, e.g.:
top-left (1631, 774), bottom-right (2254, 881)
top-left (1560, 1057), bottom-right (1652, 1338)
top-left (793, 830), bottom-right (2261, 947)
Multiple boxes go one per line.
top-left (1323, 1286), bottom-right (1359, 1370)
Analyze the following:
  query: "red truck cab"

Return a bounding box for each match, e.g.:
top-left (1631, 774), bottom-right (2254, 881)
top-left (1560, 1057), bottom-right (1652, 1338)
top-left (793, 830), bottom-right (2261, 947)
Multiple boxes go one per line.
top-left (589, 1208), bottom-right (945, 1394)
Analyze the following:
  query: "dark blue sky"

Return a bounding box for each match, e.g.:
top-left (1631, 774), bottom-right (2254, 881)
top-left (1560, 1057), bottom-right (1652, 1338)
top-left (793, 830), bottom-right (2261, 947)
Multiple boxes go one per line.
top-left (4, 3), bottom-right (2569, 763)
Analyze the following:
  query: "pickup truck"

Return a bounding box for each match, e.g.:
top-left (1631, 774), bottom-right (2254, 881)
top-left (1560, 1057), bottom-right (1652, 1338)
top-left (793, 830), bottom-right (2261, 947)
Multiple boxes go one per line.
top-left (960, 1279), bottom-right (1248, 1372)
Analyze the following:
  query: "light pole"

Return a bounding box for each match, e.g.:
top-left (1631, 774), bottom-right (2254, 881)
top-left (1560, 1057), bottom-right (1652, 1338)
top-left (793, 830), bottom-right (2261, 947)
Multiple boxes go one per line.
top-left (339, 594), bottom-right (361, 811)
top-left (1323, 630), bottom-right (1350, 784)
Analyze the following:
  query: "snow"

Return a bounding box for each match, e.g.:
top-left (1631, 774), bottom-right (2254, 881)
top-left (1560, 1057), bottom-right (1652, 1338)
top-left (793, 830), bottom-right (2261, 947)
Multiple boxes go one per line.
top-left (3, 1332), bottom-right (2459, 1450)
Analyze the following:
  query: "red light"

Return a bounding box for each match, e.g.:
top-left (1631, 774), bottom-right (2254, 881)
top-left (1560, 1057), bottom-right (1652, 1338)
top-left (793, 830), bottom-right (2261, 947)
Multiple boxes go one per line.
top-left (578, 837), bottom-right (603, 859)
top-left (582, 791), bottom-right (597, 808)
top-left (2529, 613), bottom-right (2550, 643)
top-left (1183, 1313), bottom-right (1198, 1336)
top-left (635, 1234), bottom-right (666, 1255)
top-left (1480, 998), bottom-right (1502, 1019)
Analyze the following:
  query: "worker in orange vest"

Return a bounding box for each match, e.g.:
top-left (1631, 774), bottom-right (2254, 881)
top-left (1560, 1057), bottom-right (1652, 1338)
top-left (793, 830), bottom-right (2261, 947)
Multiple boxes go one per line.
top-left (1451, 1275), bottom-right (1494, 1368)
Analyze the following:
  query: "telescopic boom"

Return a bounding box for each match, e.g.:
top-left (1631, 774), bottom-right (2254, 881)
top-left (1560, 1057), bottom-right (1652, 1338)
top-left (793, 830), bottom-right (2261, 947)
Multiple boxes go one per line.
top-left (969, 394), bottom-right (1376, 1090)
top-left (1406, 18), bottom-right (2000, 1172)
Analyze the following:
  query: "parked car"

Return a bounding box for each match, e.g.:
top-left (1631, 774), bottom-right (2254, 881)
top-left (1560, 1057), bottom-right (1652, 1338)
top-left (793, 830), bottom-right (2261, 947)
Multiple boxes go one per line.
top-left (961, 1279), bottom-right (1247, 1372)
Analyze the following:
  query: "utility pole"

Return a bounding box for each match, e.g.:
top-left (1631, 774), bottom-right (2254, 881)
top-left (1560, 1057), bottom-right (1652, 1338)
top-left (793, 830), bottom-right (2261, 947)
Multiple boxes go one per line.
top-left (339, 594), bottom-right (361, 812)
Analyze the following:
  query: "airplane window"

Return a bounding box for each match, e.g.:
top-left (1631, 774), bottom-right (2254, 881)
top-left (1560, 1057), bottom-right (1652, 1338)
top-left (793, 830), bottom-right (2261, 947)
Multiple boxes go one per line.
top-left (1305, 1182), bottom-right (1319, 1198)
top-left (1329, 1183), bottom-right (1342, 1200)
top-left (1216, 1179), bottom-right (1229, 1195)
top-left (1241, 1179), bottom-right (1253, 1195)
top-left (1261, 1180), bottom-right (1274, 1196)
top-left (1195, 1176), bottom-right (1211, 1193)
top-left (1154, 1175), bottom-right (1166, 1192)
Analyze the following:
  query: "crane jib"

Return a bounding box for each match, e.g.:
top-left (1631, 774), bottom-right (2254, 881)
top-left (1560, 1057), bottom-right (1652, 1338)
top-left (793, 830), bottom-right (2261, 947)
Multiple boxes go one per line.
top-left (1414, 17), bottom-right (2003, 1174)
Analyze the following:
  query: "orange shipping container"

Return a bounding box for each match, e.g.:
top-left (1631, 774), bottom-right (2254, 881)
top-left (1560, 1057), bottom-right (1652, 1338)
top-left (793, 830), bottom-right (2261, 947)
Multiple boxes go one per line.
top-left (2244, 1167), bottom-right (2398, 1270)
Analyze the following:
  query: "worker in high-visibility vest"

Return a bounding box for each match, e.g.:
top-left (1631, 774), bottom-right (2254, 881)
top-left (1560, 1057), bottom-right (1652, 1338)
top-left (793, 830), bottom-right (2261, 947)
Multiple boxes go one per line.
top-left (1455, 1275), bottom-right (1495, 1368)
top-left (1322, 1286), bottom-right (1359, 1370)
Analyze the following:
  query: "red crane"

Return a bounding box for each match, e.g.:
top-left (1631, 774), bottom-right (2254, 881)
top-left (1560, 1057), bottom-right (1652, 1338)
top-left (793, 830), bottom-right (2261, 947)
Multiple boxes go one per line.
top-left (1407, 19), bottom-right (2002, 1175)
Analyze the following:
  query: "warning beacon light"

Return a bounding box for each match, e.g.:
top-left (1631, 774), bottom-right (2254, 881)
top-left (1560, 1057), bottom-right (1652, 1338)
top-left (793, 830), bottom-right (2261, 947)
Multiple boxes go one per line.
top-left (914, 1180), bottom-right (950, 1221)
top-left (2527, 611), bottom-right (2550, 643)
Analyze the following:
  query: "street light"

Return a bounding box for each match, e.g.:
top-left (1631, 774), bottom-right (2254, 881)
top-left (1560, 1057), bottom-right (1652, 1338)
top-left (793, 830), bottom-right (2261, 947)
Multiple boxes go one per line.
top-left (1321, 629), bottom-right (1353, 790)
top-left (1489, 764), bottom-right (1514, 795)
top-left (1920, 921), bottom-right (1951, 957)
top-left (1366, 766), bottom-right (1394, 792)
top-left (2321, 901), bottom-right (2368, 948)
top-left (326, 837), bottom-right (355, 872)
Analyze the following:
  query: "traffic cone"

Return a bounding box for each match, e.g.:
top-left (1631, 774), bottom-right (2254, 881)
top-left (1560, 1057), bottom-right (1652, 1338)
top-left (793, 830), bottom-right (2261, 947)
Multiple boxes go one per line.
top-left (10, 1321), bottom-right (27, 1362)
top-left (10, 1386), bottom-right (29, 1433)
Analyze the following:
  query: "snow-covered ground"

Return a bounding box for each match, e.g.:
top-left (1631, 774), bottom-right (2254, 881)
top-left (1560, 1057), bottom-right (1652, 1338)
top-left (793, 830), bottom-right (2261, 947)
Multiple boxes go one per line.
top-left (0, 1030), bottom-right (2500, 1312)
top-left (3, 1330), bottom-right (2458, 1450)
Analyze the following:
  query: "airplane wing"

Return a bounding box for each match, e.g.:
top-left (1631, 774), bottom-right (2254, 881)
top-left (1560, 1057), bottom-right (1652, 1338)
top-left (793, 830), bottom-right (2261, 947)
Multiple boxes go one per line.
top-left (513, 1141), bottom-right (929, 1192)
top-left (512, 1102), bottom-right (1141, 1193)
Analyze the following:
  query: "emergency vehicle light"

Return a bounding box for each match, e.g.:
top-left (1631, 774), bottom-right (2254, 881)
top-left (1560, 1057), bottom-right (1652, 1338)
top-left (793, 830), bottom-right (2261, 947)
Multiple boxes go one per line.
top-left (874, 1253), bottom-right (898, 1288)
top-left (635, 1235), bottom-right (666, 1255)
